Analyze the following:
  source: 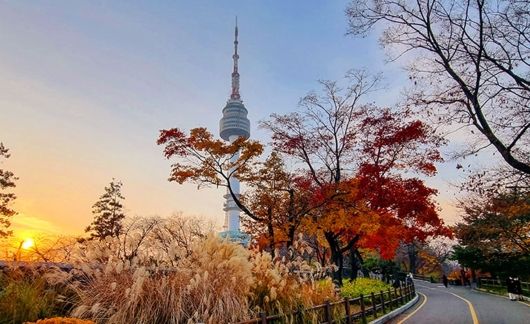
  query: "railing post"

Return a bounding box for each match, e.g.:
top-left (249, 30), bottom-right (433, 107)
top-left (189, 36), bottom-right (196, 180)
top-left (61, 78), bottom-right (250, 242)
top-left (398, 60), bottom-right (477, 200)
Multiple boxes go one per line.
top-left (360, 294), bottom-right (367, 324)
top-left (399, 286), bottom-right (404, 304)
top-left (393, 287), bottom-right (398, 308)
top-left (371, 292), bottom-right (377, 317)
top-left (380, 290), bottom-right (385, 314)
top-left (344, 297), bottom-right (352, 324)
top-left (324, 300), bottom-right (332, 324)
top-left (387, 288), bottom-right (393, 309)
top-left (259, 312), bottom-right (267, 324)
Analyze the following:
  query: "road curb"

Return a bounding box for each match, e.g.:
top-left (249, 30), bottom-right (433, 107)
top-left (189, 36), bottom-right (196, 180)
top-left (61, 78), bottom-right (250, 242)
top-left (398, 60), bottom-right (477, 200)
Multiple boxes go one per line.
top-left (369, 293), bottom-right (419, 324)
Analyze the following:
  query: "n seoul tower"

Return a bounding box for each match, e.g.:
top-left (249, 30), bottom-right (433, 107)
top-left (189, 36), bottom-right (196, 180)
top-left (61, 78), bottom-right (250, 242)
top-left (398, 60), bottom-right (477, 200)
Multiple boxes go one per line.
top-left (219, 19), bottom-right (251, 243)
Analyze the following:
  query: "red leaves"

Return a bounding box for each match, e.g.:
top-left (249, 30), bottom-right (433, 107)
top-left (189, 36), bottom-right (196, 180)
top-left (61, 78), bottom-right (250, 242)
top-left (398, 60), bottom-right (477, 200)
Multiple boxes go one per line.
top-left (359, 109), bottom-right (443, 177)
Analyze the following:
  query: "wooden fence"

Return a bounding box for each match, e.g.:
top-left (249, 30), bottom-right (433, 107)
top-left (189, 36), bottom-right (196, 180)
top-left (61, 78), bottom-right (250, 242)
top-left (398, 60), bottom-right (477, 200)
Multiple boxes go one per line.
top-left (237, 284), bottom-right (416, 324)
top-left (478, 278), bottom-right (530, 296)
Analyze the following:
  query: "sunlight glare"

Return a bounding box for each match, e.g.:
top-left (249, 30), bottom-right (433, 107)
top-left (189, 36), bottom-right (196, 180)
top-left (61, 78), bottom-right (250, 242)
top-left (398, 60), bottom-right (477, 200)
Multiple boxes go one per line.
top-left (21, 238), bottom-right (34, 250)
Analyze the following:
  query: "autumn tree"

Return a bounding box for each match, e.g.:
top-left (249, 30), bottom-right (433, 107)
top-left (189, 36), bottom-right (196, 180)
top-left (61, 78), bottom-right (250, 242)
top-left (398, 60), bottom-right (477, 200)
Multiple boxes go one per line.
top-left (85, 179), bottom-right (126, 240)
top-left (355, 110), bottom-right (451, 257)
top-left (0, 143), bottom-right (17, 237)
top-left (262, 70), bottom-right (381, 282)
top-left (452, 191), bottom-right (530, 277)
top-left (346, 0), bottom-right (530, 175)
top-left (395, 239), bottom-right (453, 275)
top-left (157, 128), bottom-right (330, 257)
top-left (240, 153), bottom-right (330, 253)
top-left (263, 71), bottom-right (450, 282)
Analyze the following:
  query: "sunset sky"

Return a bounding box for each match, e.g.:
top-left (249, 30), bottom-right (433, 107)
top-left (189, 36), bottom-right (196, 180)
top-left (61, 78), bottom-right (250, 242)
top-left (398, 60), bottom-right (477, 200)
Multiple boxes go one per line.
top-left (0, 1), bottom-right (487, 241)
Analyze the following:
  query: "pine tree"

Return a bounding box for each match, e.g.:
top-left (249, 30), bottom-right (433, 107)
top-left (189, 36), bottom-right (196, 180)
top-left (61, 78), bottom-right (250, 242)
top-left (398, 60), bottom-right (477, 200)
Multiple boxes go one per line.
top-left (86, 179), bottom-right (126, 240)
top-left (0, 143), bottom-right (17, 237)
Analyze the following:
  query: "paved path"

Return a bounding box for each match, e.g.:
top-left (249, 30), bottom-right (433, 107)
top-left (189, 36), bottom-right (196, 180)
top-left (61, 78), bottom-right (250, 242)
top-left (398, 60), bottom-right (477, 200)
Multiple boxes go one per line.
top-left (389, 280), bottom-right (530, 324)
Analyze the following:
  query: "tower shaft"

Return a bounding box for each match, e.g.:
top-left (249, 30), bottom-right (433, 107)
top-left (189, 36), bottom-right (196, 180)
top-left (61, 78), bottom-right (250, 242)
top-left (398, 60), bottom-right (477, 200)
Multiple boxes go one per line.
top-left (219, 18), bottom-right (250, 236)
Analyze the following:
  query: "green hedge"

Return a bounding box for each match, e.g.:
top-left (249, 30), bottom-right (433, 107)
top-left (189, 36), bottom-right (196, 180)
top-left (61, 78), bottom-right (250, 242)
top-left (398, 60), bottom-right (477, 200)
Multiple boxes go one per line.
top-left (340, 278), bottom-right (392, 298)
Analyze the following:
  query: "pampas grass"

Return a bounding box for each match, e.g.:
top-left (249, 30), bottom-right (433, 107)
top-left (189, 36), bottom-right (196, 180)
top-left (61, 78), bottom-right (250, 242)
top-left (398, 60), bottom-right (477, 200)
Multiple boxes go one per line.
top-left (68, 235), bottom-right (337, 323)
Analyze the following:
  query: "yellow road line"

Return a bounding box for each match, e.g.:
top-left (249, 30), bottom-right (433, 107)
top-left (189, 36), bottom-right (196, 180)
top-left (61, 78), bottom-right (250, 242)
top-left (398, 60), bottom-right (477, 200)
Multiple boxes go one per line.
top-left (414, 283), bottom-right (480, 324)
top-left (446, 291), bottom-right (480, 324)
top-left (396, 292), bottom-right (427, 324)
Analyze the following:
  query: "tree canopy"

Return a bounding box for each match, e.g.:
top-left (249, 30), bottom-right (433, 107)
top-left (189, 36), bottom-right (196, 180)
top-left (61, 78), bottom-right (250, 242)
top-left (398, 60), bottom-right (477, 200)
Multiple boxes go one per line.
top-left (0, 143), bottom-right (17, 237)
top-left (452, 192), bottom-right (530, 277)
top-left (85, 179), bottom-right (126, 240)
top-left (346, 0), bottom-right (530, 174)
top-left (159, 71), bottom-right (451, 284)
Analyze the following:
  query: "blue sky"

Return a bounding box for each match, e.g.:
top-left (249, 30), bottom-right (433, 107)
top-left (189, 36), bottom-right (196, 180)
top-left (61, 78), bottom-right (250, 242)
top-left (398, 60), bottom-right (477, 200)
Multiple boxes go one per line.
top-left (0, 1), bottom-right (468, 237)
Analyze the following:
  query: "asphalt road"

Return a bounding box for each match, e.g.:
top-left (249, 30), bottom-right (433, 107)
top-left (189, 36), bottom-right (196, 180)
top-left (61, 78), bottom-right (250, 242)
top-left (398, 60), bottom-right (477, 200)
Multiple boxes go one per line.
top-left (389, 280), bottom-right (530, 324)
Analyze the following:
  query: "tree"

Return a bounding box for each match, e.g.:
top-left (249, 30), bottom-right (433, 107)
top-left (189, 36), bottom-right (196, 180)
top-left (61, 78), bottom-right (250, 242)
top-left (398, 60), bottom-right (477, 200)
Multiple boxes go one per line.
top-left (85, 179), bottom-right (126, 240)
top-left (395, 239), bottom-right (454, 275)
top-left (262, 70), bottom-right (381, 282)
top-left (0, 142), bottom-right (17, 237)
top-left (157, 128), bottom-right (330, 257)
top-left (240, 153), bottom-right (331, 254)
top-left (158, 73), bottom-right (450, 284)
top-left (263, 71), bottom-right (450, 283)
top-left (151, 212), bottom-right (211, 265)
top-left (346, 0), bottom-right (530, 174)
top-left (452, 191), bottom-right (530, 277)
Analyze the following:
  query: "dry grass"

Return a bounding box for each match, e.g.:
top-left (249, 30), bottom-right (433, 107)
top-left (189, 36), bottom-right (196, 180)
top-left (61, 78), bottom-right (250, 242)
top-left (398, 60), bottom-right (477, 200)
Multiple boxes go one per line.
top-left (67, 235), bottom-right (337, 323)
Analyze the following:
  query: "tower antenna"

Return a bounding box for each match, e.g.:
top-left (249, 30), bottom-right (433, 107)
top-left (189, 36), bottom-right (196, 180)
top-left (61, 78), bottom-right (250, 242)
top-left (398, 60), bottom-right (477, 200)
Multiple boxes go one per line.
top-left (231, 16), bottom-right (240, 100)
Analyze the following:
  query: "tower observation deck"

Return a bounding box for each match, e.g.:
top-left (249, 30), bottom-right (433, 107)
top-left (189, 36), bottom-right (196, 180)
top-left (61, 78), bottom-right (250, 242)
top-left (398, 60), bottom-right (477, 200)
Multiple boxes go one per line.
top-left (219, 19), bottom-right (250, 244)
top-left (219, 19), bottom-right (250, 141)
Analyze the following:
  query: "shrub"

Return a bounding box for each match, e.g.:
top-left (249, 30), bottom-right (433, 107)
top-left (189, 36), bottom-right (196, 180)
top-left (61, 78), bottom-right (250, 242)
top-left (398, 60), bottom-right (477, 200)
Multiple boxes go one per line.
top-left (0, 268), bottom-right (70, 324)
top-left (340, 278), bottom-right (391, 299)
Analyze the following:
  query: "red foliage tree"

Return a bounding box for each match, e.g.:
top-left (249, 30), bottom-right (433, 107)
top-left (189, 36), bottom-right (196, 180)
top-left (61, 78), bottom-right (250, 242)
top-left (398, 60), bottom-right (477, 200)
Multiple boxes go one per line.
top-left (263, 72), bottom-right (451, 282)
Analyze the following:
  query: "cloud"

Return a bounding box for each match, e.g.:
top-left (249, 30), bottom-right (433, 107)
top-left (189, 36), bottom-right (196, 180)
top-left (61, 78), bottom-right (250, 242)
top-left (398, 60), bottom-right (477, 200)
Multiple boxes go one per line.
top-left (10, 213), bottom-right (64, 239)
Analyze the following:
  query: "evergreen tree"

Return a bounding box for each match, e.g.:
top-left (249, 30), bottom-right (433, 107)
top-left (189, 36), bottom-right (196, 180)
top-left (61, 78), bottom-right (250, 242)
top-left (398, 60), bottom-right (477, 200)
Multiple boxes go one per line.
top-left (86, 179), bottom-right (126, 240)
top-left (0, 143), bottom-right (17, 237)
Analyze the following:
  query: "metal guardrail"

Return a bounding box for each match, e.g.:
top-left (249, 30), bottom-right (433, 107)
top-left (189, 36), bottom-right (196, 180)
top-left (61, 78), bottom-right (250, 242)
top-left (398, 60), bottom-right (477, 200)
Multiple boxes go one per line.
top-left (237, 284), bottom-right (416, 324)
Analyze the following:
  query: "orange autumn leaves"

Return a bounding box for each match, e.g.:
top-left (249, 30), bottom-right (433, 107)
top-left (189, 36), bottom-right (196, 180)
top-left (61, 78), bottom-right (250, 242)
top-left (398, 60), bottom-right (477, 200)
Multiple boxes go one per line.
top-left (158, 124), bottom-right (449, 261)
top-left (158, 73), bottom-right (451, 267)
top-left (158, 127), bottom-right (263, 186)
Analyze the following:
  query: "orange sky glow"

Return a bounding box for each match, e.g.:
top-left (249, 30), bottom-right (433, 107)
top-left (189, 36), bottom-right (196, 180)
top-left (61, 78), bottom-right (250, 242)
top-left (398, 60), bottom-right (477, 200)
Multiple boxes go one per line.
top-left (0, 1), bottom-right (483, 253)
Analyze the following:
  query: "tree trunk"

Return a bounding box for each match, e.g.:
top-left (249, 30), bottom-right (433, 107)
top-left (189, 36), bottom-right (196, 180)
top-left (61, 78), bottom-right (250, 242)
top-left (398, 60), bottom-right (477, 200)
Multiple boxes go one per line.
top-left (407, 243), bottom-right (417, 274)
top-left (267, 219), bottom-right (276, 259)
top-left (349, 247), bottom-right (363, 280)
top-left (325, 232), bottom-right (343, 285)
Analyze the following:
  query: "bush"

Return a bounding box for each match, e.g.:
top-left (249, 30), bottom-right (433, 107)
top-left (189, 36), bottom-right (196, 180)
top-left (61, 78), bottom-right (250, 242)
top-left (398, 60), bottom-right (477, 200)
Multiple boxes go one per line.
top-left (0, 267), bottom-right (72, 324)
top-left (340, 278), bottom-right (391, 299)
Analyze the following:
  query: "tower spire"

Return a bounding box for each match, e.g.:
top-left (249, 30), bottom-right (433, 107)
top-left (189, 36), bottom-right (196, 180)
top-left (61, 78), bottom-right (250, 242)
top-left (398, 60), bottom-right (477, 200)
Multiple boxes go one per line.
top-left (230, 17), bottom-right (240, 101)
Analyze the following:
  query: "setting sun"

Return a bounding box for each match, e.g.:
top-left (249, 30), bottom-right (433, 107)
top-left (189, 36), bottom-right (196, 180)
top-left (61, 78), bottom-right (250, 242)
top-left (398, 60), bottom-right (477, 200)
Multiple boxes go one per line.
top-left (21, 238), bottom-right (34, 250)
